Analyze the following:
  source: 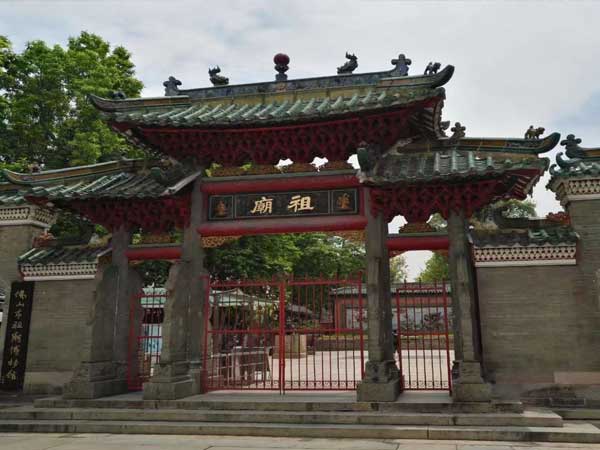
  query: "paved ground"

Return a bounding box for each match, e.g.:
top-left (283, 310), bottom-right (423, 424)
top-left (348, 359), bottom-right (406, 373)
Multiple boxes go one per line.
top-left (206, 349), bottom-right (453, 391)
top-left (2, 434), bottom-right (600, 450)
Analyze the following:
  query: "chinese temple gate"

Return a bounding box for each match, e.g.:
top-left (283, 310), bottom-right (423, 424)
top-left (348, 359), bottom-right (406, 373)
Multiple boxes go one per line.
top-left (0, 52), bottom-right (569, 404)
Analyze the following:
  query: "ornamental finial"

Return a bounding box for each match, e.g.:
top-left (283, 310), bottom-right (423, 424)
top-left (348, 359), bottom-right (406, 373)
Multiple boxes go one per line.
top-left (390, 53), bottom-right (411, 76)
top-left (208, 66), bottom-right (229, 86)
top-left (163, 76), bottom-right (182, 96)
top-left (524, 125), bottom-right (545, 140)
top-left (337, 52), bottom-right (358, 74)
top-left (274, 53), bottom-right (290, 81)
top-left (449, 122), bottom-right (466, 141)
top-left (560, 134), bottom-right (586, 159)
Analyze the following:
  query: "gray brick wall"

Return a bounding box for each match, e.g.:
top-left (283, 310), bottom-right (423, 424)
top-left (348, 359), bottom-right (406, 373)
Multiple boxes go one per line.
top-left (476, 196), bottom-right (600, 404)
top-left (23, 279), bottom-right (97, 394)
top-left (0, 224), bottom-right (44, 378)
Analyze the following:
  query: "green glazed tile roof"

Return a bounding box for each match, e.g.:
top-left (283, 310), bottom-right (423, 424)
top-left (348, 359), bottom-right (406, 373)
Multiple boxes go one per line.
top-left (472, 226), bottom-right (578, 247)
top-left (91, 85), bottom-right (446, 128)
top-left (0, 160), bottom-right (198, 205)
top-left (0, 190), bottom-right (29, 206)
top-left (18, 245), bottom-right (110, 266)
top-left (363, 149), bottom-right (549, 185)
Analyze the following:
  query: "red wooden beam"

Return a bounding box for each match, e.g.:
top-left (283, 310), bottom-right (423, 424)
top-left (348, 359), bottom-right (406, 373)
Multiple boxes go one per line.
top-left (198, 215), bottom-right (367, 237)
top-left (202, 174), bottom-right (360, 195)
top-left (387, 235), bottom-right (449, 251)
top-left (126, 246), bottom-right (182, 261)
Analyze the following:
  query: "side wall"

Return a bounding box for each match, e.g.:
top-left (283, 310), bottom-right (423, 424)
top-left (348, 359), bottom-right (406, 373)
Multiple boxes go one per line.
top-left (477, 264), bottom-right (600, 406)
top-left (23, 279), bottom-right (97, 394)
top-left (0, 224), bottom-right (44, 374)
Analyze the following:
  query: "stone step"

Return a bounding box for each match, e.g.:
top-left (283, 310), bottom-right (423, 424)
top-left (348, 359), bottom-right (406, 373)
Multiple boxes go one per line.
top-left (34, 397), bottom-right (524, 413)
top-left (0, 406), bottom-right (563, 427)
top-left (0, 419), bottom-right (598, 443)
top-left (556, 408), bottom-right (600, 420)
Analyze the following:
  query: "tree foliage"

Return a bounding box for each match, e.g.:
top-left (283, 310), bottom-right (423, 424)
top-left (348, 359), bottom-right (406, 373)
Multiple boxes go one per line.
top-left (418, 252), bottom-right (449, 282)
top-left (390, 255), bottom-right (408, 283)
top-left (0, 32), bottom-right (143, 169)
top-left (418, 199), bottom-right (537, 282)
top-left (205, 233), bottom-right (365, 281)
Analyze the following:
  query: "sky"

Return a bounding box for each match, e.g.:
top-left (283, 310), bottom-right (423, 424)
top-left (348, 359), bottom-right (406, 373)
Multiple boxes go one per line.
top-left (2, 0), bottom-right (600, 278)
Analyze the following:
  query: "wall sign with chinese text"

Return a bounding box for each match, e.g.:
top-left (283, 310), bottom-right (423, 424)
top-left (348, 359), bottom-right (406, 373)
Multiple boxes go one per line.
top-left (1, 281), bottom-right (35, 390)
top-left (208, 189), bottom-right (359, 221)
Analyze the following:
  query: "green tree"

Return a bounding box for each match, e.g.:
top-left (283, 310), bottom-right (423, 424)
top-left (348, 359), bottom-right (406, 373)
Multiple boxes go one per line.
top-left (0, 32), bottom-right (143, 169)
top-left (418, 199), bottom-right (537, 282)
top-left (418, 252), bottom-right (449, 282)
top-left (390, 255), bottom-right (408, 283)
top-left (205, 233), bottom-right (365, 282)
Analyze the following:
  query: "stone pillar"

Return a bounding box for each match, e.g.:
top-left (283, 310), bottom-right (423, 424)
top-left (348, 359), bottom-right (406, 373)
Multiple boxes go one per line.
top-left (143, 176), bottom-right (207, 399)
top-left (447, 209), bottom-right (491, 402)
top-left (357, 189), bottom-right (400, 401)
top-left (64, 226), bottom-right (143, 399)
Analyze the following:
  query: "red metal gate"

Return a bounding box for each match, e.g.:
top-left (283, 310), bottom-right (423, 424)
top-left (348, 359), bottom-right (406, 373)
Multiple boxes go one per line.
top-left (395, 281), bottom-right (452, 393)
top-left (203, 276), bottom-right (365, 392)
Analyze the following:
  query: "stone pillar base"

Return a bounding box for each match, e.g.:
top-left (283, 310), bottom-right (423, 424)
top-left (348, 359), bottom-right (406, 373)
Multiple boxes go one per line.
top-left (452, 360), bottom-right (492, 403)
top-left (142, 361), bottom-right (193, 400)
top-left (63, 361), bottom-right (127, 399)
top-left (143, 377), bottom-right (193, 400)
top-left (356, 360), bottom-right (401, 402)
top-left (189, 361), bottom-right (204, 395)
top-left (357, 378), bottom-right (401, 402)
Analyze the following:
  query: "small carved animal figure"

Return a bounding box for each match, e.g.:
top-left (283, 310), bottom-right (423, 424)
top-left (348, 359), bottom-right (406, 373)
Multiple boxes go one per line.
top-left (424, 62), bottom-right (441, 75)
top-left (209, 66), bottom-right (229, 86)
top-left (525, 126), bottom-right (545, 140)
top-left (337, 52), bottom-right (358, 74)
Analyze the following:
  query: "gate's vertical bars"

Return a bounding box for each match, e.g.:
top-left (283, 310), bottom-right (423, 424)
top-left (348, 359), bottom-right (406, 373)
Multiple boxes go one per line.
top-left (413, 283), bottom-right (420, 389)
top-left (442, 280), bottom-right (452, 394)
top-left (344, 279), bottom-right (350, 389)
top-left (429, 282), bottom-right (435, 389)
top-left (395, 288), bottom-right (403, 388)
top-left (312, 282), bottom-right (317, 389)
top-left (404, 281), bottom-right (412, 389)
top-left (437, 281), bottom-right (443, 387)
top-left (279, 279), bottom-right (286, 394)
top-left (320, 283), bottom-right (325, 388)
top-left (420, 281), bottom-right (427, 390)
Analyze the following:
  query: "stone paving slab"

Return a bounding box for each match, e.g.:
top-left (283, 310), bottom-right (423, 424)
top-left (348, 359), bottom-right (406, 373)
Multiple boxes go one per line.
top-left (2, 434), bottom-right (600, 450)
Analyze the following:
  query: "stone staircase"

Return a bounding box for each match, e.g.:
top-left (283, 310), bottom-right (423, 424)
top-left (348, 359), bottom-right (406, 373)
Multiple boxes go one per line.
top-left (0, 396), bottom-right (599, 443)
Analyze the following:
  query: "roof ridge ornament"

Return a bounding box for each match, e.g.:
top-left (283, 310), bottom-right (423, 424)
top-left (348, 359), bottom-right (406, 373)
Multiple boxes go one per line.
top-left (274, 53), bottom-right (290, 81)
top-left (524, 125), bottom-right (545, 140)
top-left (209, 66), bottom-right (229, 86)
top-left (561, 134), bottom-right (587, 159)
top-left (424, 62), bottom-right (441, 75)
top-left (551, 134), bottom-right (600, 173)
top-left (163, 76), bottom-right (182, 96)
top-left (337, 52), bottom-right (358, 74)
top-left (449, 122), bottom-right (466, 142)
top-left (390, 54), bottom-right (412, 76)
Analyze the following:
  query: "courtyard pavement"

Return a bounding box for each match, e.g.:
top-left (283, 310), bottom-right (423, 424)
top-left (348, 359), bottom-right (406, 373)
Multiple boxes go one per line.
top-left (2, 433), bottom-right (600, 450)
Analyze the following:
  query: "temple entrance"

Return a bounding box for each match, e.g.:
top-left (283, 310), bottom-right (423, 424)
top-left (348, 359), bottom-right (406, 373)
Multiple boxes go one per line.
top-left (394, 281), bottom-right (452, 393)
top-left (203, 276), bottom-right (364, 393)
